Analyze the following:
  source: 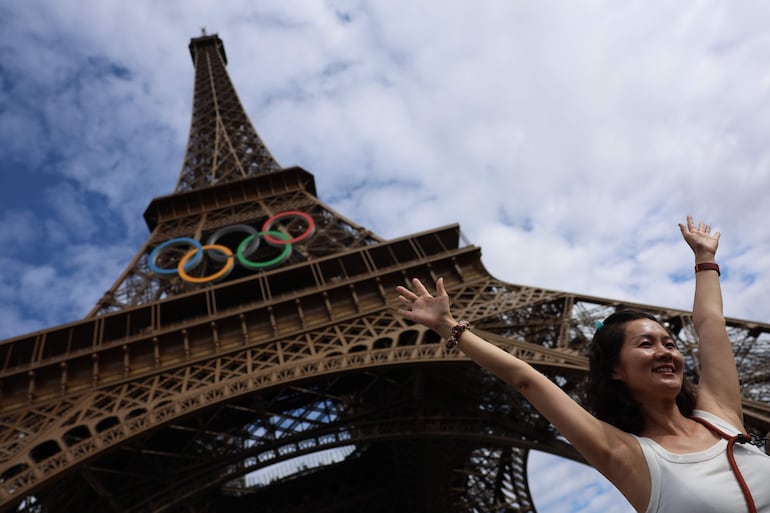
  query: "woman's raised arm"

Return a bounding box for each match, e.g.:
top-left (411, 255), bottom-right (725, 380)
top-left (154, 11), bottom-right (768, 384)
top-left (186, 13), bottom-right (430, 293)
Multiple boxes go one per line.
top-left (395, 277), bottom-right (649, 508)
top-left (678, 216), bottom-right (743, 426)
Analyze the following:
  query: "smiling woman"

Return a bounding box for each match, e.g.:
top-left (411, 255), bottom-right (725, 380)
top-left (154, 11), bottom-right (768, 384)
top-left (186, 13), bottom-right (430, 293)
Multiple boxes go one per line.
top-left (587, 310), bottom-right (695, 435)
top-left (396, 216), bottom-right (770, 513)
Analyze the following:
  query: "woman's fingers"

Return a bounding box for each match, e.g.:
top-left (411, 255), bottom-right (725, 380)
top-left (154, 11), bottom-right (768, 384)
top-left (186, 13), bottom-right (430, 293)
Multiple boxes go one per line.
top-left (397, 278), bottom-right (445, 308)
top-left (435, 277), bottom-right (446, 297)
top-left (411, 278), bottom-right (431, 296)
top-left (395, 286), bottom-right (414, 300)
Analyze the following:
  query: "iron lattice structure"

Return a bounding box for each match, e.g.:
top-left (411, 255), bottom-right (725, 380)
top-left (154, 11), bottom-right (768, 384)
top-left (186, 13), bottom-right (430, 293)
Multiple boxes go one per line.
top-left (0, 34), bottom-right (768, 513)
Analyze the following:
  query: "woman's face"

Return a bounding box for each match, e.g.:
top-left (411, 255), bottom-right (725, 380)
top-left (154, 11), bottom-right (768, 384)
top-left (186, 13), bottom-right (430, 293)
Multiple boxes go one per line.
top-left (611, 318), bottom-right (684, 400)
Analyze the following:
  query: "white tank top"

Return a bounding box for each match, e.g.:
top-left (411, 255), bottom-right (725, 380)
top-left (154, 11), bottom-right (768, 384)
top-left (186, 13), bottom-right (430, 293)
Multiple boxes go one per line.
top-left (633, 410), bottom-right (770, 513)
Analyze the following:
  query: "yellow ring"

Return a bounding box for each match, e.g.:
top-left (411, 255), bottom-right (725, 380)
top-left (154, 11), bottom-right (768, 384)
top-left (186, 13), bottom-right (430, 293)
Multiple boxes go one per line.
top-left (177, 244), bottom-right (234, 283)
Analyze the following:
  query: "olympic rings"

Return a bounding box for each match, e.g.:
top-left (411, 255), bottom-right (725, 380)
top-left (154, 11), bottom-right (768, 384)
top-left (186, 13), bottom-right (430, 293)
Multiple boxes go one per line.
top-left (147, 211), bottom-right (315, 283)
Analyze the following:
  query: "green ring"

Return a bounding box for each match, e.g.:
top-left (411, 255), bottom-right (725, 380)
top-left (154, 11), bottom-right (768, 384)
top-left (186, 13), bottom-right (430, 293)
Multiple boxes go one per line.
top-left (236, 231), bottom-right (292, 269)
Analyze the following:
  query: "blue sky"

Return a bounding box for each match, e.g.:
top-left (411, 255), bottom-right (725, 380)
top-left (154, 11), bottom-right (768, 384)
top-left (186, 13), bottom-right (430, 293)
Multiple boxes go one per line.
top-left (3, 1), bottom-right (770, 511)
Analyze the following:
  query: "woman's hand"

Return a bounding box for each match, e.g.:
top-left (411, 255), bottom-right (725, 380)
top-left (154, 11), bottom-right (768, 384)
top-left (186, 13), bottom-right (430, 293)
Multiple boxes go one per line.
top-left (679, 215), bottom-right (719, 259)
top-left (396, 277), bottom-right (456, 338)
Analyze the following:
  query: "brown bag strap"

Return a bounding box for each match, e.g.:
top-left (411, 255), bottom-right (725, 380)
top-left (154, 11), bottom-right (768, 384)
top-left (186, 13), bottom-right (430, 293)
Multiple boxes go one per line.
top-left (690, 415), bottom-right (757, 513)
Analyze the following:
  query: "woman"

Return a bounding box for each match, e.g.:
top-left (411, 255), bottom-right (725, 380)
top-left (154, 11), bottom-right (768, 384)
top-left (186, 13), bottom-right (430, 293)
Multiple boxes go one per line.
top-left (395, 216), bottom-right (770, 512)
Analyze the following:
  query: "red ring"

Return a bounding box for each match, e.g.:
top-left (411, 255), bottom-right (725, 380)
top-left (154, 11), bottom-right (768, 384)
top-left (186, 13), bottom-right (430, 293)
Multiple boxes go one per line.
top-left (261, 210), bottom-right (315, 245)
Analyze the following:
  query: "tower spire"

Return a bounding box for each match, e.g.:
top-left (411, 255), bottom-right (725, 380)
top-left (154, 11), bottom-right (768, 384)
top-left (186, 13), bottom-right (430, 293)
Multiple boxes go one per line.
top-left (85, 34), bottom-right (378, 316)
top-left (177, 34), bottom-right (280, 191)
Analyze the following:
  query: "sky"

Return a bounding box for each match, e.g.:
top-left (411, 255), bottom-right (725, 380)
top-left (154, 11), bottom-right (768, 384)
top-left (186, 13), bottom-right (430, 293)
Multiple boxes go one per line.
top-left (2, 1), bottom-right (770, 511)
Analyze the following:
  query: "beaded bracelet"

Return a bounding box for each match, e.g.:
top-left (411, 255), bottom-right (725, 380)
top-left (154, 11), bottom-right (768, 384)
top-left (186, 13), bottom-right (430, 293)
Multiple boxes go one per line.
top-left (444, 320), bottom-right (472, 350)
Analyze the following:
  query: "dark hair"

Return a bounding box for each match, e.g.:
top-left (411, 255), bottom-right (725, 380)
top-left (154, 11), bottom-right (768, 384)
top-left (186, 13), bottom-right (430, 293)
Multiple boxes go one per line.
top-left (586, 309), bottom-right (696, 434)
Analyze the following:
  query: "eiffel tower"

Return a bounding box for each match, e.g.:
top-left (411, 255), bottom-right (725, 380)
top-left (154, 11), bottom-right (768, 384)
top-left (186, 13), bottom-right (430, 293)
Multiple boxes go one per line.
top-left (1, 33), bottom-right (768, 513)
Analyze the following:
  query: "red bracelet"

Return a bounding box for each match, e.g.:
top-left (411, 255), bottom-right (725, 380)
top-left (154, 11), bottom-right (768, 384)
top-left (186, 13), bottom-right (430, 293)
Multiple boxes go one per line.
top-left (444, 320), bottom-right (472, 350)
top-left (695, 262), bottom-right (720, 276)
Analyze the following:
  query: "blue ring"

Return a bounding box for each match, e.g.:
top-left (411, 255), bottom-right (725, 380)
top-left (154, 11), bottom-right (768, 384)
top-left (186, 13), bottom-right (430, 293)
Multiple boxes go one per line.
top-left (148, 237), bottom-right (203, 275)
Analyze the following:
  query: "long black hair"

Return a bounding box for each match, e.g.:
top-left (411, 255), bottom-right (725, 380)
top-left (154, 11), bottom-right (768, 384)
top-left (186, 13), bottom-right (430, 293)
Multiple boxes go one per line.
top-left (586, 309), bottom-right (696, 434)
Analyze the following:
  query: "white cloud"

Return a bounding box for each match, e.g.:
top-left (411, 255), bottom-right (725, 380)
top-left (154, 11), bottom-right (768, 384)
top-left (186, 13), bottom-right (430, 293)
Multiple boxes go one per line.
top-left (0, 211), bottom-right (41, 251)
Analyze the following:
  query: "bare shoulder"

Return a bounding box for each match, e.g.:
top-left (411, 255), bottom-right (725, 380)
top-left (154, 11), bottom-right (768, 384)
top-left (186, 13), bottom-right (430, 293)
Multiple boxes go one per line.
top-left (692, 400), bottom-right (746, 433)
